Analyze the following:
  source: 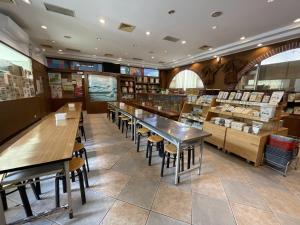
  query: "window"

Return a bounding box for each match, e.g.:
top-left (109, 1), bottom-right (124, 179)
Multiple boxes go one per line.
top-left (237, 48), bottom-right (300, 91)
top-left (169, 70), bottom-right (204, 90)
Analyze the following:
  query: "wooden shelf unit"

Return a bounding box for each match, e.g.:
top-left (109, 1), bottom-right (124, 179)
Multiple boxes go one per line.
top-left (135, 76), bottom-right (160, 94)
top-left (119, 75), bottom-right (136, 100)
top-left (203, 98), bottom-right (287, 166)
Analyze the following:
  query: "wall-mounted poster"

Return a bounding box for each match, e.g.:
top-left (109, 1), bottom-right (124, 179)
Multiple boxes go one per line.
top-left (0, 43), bottom-right (35, 101)
top-left (48, 73), bottom-right (61, 84)
top-left (88, 75), bottom-right (117, 102)
top-left (50, 85), bottom-right (62, 98)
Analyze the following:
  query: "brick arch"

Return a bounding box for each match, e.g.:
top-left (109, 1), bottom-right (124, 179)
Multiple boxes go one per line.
top-left (237, 41), bottom-right (300, 81)
top-left (167, 68), bottom-right (205, 88)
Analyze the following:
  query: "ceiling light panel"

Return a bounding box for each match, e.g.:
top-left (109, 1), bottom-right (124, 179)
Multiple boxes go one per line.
top-left (44, 3), bottom-right (75, 17)
top-left (163, 36), bottom-right (180, 42)
top-left (118, 23), bottom-right (136, 32)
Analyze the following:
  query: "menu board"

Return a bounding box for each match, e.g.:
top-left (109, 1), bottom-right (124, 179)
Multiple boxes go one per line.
top-left (0, 43), bottom-right (35, 101)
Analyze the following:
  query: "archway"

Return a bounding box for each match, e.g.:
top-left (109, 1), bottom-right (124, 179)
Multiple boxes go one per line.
top-left (169, 69), bottom-right (204, 90)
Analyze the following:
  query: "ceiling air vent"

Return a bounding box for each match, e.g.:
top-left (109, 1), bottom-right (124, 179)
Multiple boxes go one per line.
top-left (0, 0), bottom-right (15, 3)
top-left (104, 53), bottom-right (114, 57)
top-left (199, 45), bottom-right (212, 50)
top-left (118, 23), bottom-right (136, 32)
top-left (132, 57), bottom-right (143, 61)
top-left (44, 3), bottom-right (75, 17)
top-left (163, 36), bottom-right (179, 42)
top-left (40, 44), bottom-right (53, 49)
top-left (66, 48), bottom-right (80, 53)
top-left (158, 61), bottom-right (165, 64)
top-left (210, 11), bottom-right (223, 18)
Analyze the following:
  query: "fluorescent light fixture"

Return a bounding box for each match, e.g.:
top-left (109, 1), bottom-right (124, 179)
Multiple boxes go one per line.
top-left (294, 18), bottom-right (300, 23)
top-left (181, 40), bottom-right (186, 44)
top-left (99, 18), bottom-right (105, 24)
top-left (22, 0), bottom-right (31, 4)
top-left (41, 25), bottom-right (47, 29)
top-left (240, 36), bottom-right (246, 40)
top-left (146, 31), bottom-right (151, 35)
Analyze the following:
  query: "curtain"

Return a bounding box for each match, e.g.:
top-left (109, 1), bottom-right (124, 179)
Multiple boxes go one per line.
top-left (169, 70), bottom-right (203, 90)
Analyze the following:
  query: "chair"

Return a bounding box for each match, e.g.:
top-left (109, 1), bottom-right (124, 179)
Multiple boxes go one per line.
top-left (146, 135), bottom-right (164, 166)
top-left (160, 144), bottom-right (184, 177)
top-left (136, 127), bottom-right (150, 152)
top-left (73, 143), bottom-right (90, 172)
top-left (55, 157), bottom-right (89, 207)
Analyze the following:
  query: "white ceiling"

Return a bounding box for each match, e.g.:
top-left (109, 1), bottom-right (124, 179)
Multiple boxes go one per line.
top-left (1, 0), bottom-right (300, 69)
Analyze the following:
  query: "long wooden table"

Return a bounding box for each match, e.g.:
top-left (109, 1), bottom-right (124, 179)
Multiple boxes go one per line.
top-left (108, 102), bottom-right (211, 184)
top-left (0, 102), bottom-right (82, 225)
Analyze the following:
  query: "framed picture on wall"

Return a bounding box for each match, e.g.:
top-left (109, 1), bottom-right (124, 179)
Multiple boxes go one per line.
top-left (88, 75), bottom-right (117, 102)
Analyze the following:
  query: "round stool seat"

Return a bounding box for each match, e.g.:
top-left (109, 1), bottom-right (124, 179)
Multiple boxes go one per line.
top-left (137, 128), bottom-right (149, 134)
top-left (73, 143), bottom-right (84, 153)
top-left (164, 144), bottom-right (179, 154)
top-left (148, 135), bottom-right (163, 143)
top-left (128, 121), bottom-right (133, 125)
top-left (118, 115), bottom-right (125, 118)
top-left (121, 117), bottom-right (130, 121)
top-left (69, 157), bottom-right (85, 172)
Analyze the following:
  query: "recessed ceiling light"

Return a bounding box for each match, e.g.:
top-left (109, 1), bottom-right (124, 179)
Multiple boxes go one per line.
top-left (22, 0), bottom-right (31, 4)
top-left (42, 48), bottom-right (46, 52)
top-left (211, 11), bottom-right (223, 18)
top-left (208, 48), bottom-right (213, 51)
top-left (214, 55), bottom-right (218, 58)
top-left (96, 37), bottom-right (101, 40)
top-left (146, 31), bottom-right (151, 35)
top-left (151, 56), bottom-right (155, 59)
top-left (267, 0), bottom-right (274, 3)
top-left (95, 47), bottom-right (98, 50)
top-left (257, 43), bottom-right (263, 47)
top-left (41, 25), bottom-right (47, 29)
top-left (58, 49), bottom-right (63, 52)
top-left (51, 40), bottom-right (55, 43)
top-left (99, 18), bottom-right (105, 24)
top-left (294, 18), bottom-right (300, 23)
top-left (181, 40), bottom-right (186, 44)
top-left (212, 26), bottom-right (217, 30)
top-left (240, 36), bottom-right (246, 40)
top-left (168, 9), bottom-right (175, 15)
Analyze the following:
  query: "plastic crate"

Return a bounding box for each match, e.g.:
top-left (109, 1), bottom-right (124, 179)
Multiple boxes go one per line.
top-left (265, 145), bottom-right (293, 160)
top-left (268, 135), bottom-right (297, 151)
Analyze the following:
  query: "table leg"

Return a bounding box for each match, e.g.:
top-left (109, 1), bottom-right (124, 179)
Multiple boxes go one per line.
top-left (0, 190), bottom-right (6, 225)
top-left (174, 143), bottom-right (181, 185)
top-left (132, 117), bottom-right (135, 142)
top-left (64, 161), bottom-right (73, 219)
top-left (198, 139), bottom-right (204, 175)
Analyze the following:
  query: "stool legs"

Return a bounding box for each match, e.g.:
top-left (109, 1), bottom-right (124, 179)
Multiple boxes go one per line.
top-left (17, 184), bottom-right (33, 217)
top-left (83, 148), bottom-right (90, 172)
top-left (76, 169), bottom-right (86, 205)
top-left (0, 190), bottom-right (7, 211)
top-left (55, 176), bottom-right (60, 208)
top-left (137, 134), bottom-right (141, 152)
top-left (160, 152), bottom-right (184, 177)
top-left (160, 152), bottom-right (166, 177)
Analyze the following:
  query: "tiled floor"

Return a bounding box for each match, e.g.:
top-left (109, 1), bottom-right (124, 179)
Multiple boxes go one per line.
top-left (4, 113), bottom-right (300, 225)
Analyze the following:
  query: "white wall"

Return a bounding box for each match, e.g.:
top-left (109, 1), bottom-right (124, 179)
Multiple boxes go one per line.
top-left (0, 13), bottom-right (46, 65)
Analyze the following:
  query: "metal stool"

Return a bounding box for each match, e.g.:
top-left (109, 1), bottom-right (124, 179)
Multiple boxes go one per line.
top-left (160, 144), bottom-right (184, 177)
top-left (73, 143), bottom-right (90, 172)
top-left (136, 127), bottom-right (150, 152)
top-left (146, 135), bottom-right (164, 166)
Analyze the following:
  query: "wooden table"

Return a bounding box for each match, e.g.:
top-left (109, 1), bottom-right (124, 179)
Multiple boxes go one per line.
top-left (0, 102), bottom-right (82, 225)
top-left (108, 102), bottom-right (211, 184)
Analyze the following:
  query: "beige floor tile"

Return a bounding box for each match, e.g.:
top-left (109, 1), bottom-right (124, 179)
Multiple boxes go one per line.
top-left (102, 200), bottom-right (149, 225)
top-left (258, 186), bottom-right (300, 219)
top-left (152, 182), bottom-right (192, 223)
top-left (232, 203), bottom-right (280, 225)
top-left (276, 212), bottom-right (300, 225)
top-left (93, 170), bottom-right (130, 197)
top-left (191, 174), bottom-right (227, 200)
top-left (90, 153), bottom-right (121, 169)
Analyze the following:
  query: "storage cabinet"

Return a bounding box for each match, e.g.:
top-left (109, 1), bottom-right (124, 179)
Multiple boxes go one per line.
top-left (203, 122), bottom-right (227, 149)
top-left (224, 128), bottom-right (269, 166)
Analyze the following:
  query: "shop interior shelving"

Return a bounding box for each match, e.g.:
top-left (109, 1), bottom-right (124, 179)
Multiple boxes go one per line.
top-left (135, 76), bottom-right (160, 94)
top-left (119, 75), bottom-right (136, 100)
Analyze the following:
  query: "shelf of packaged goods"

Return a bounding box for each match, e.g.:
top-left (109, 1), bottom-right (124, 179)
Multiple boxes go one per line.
top-left (209, 109), bottom-right (277, 122)
top-left (185, 102), bottom-right (211, 107)
top-left (216, 99), bottom-right (279, 107)
top-left (181, 115), bottom-right (204, 123)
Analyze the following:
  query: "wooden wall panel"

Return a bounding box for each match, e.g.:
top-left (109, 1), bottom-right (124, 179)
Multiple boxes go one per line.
top-left (160, 38), bottom-right (300, 90)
